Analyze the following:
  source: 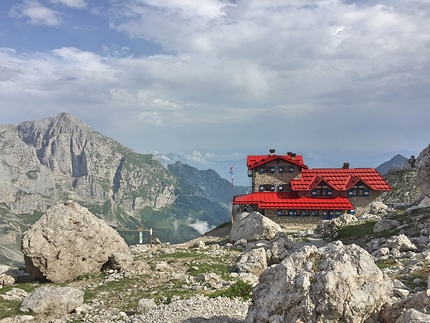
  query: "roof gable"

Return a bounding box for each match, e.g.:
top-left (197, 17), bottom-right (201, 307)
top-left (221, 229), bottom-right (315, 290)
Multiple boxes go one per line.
top-left (247, 154), bottom-right (308, 170)
top-left (291, 168), bottom-right (391, 192)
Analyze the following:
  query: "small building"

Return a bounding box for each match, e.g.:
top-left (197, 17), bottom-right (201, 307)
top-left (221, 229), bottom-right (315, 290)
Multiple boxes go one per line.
top-left (232, 149), bottom-right (391, 226)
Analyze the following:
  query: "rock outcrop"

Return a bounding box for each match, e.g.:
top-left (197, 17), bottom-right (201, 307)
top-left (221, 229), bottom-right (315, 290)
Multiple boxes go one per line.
top-left (21, 201), bottom-right (130, 282)
top-left (246, 241), bottom-right (393, 323)
top-left (417, 143), bottom-right (430, 198)
top-left (229, 211), bottom-right (282, 243)
top-left (20, 286), bottom-right (84, 314)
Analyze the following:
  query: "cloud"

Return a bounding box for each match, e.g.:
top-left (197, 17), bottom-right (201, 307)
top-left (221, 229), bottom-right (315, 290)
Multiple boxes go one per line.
top-left (10, 0), bottom-right (62, 26)
top-left (188, 219), bottom-right (215, 235)
top-left (3, 0), bottom-right (430, 161)
top-left (185, 151), bottom-right (215, 165)
top-left (51, 0), bottom-right (87, 9)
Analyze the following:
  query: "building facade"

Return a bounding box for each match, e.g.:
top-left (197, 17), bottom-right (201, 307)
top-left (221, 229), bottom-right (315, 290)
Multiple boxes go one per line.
top-left (232, 150), bottom-right (391, 224)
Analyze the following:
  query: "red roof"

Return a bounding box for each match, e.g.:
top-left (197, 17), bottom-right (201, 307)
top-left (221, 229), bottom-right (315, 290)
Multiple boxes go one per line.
top-left (247, 154), bottom-right (308, 170)
top-left (291, 168), bottom-right (391, 192)
top-left (232, 192), bottom-right (353, 210)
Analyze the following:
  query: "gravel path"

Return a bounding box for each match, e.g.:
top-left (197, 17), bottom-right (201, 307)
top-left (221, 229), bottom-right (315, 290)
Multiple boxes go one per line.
top-left (132, 295), bottom-right (249, 323)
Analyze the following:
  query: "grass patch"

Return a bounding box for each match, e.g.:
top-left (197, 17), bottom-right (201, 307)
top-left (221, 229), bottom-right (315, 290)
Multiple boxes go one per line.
top-left (213, 222), bottom-right (231, 230)
top-left (335, 221), bottom-right (377, 240)
top-left (376, 258), bottom-right (398, 269)
top-left (187, 262), bottom-right (231, 281)
top-left (208, 280), bottom-right (253, 301)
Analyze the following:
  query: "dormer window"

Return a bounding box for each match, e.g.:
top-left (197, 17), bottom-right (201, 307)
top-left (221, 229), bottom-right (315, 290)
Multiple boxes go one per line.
top-left (312, 184), bottom-right (332, 196)
top-left (348, 184), bottom-right (369, 196)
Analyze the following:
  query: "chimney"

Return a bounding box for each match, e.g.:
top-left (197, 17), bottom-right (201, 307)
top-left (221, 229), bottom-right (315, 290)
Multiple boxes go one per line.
top-left (287, 152), bottom-right (292, 156)
top-left (269, 149), bottom-right (275, 156)
top-left (343, 162), bottom-right (350, 169)
top-left (291, 152), bottom-right (296, 160)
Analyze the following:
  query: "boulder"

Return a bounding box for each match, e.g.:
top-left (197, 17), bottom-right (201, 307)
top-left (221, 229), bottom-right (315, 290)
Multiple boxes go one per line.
top-left (229, 212), bottom-right (282, 243)
top-left (245, 241), bottom-right (393, 323)
top-left (136, 298), bottom-right (157, 314)
top-left (269, 231), bottom-right (294, 264)
top-left (369, 201), bottom-right (388, 215)
top-left (395, 309), bottom-right (430, 323)
top-left (21, 201), bottom-right (130, 282)
top-left (20, 286), bottom-right (84, 314)
top-left (0, 288), bottom-right (29, 302)
top-left (417, 144), bottom-right (430, 198)
top-left (405, 196), bottom-right (430, 213)
top-left (236, 247), bottom-right (268, 276)
top-left (381, 291), bottom-right (430, 322)
top-left (373, 219), bottom-right (400, 233)
top-left (386, 234), bottom-right (418, 252)
top-left (357, 213), bottom-right (381, 222)
top-left (316, 213), bottom-right (357, 237)
top-left (0, 266), bottom-right (29, 286)
top-left (108, 252), bottom-right (133, 271)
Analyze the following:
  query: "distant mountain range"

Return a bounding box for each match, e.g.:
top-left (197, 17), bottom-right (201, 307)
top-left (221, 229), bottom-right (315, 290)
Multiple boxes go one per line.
top-left (376, 154), bottom-right (409, 175)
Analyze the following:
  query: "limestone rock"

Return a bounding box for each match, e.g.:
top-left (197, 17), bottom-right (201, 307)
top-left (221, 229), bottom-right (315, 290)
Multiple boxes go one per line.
top-left (269, 231), bottom-right (294, 264)
top-left (108, 252), bottom-right (133, 271)
top-left (246, 241), bottom-right (393, 323)
top-left (236, 247), bottom-right (268, 276)
top-left (405, 196), bottom-right (430, 213)
top-left (373, 218), bottom-right (400, 233)
top-left (0, 266), bottom-right (29, 286)
top-left (136, 298), bottom-right (157, 314)
top-left (229, 212), bottom-right (282, 243)
top-left (395, 309), bottom-right (430, 323)
top-left (386, 234), bottom-right (418, 252)
top-left (0, 315), bottom-right (35, 323)
top-left (369, 201), bottom-right (388, 215)
top-left (316, 213), bottom-right (357, 237)
top-left (21, 201), bottom-right (130, 282)
top-left (20, 286), bottom-right (84, 314)
top-left (417, 144), bottom-right (430, 198)
top-left (0, 288), bottom-right (29, 302)
top-left (381, 291), bottom-right (430, 322)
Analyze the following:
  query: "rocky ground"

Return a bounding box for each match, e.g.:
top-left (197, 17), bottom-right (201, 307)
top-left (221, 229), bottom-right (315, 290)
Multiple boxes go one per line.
top-left (1, 203), bottom-right (430, 322)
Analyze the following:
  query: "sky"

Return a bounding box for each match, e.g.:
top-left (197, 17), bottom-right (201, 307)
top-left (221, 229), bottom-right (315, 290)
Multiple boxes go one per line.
top-left (1, 0), bottom-right (430, 185)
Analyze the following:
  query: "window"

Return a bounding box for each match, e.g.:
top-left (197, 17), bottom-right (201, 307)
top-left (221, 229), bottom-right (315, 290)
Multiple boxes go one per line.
top-left (289, 166), bottom-right (294, 173)
top-left (312, 184), bottom-right (332, 196)
top-left (300, 210), bottom-right (310, 217)
top-left (279, 166), bottom-right (284, 173)
top-left (348, 183), bottom-right (369, 196)
top-left (278, 183), bottom-right (291, 192)
top-left (259, 166), bottom-right (274, 174)
top-left (260, 184), bottom-right (275, 192)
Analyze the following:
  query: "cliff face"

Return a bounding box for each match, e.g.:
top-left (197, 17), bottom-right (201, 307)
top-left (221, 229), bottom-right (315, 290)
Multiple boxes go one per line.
top-left (0, 113), bottom-right (178, 219)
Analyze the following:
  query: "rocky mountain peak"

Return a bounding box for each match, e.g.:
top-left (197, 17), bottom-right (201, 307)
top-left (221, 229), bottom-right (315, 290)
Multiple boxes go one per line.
top-left (17, 112), bottom-right (94, 176)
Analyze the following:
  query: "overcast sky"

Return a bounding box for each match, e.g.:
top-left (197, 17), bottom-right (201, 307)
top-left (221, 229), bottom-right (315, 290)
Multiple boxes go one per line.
top-left (1, 0), bottom-right (429, 176)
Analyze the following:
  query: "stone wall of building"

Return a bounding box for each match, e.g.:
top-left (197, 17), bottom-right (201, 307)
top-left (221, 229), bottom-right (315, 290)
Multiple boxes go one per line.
top-left (252, 160), bottom-right (302, 192)
top-left (350, 190), bottom-right (381, 215)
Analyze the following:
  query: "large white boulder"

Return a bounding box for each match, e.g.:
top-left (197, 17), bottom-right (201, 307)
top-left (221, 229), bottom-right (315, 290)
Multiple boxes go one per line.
top-left (229, 212), bottom-right (282, 243)
top-left (246, 241), bottom-right (393, 323)
top-left (21, 201), bottom-right (130, 282)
